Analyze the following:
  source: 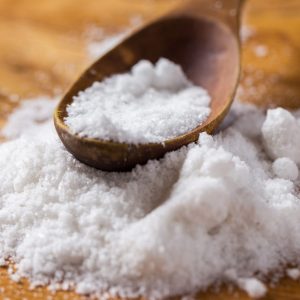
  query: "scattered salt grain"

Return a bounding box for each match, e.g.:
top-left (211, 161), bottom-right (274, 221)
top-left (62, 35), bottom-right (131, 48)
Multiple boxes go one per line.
top-left (254, 45), bottom-right (269, 57)
top-left (272, 157), bottom-right (299, 181)
top-left (181, 295), bottom-right (195, 300)
top-left (240, 25), bottom-right (256, 42)
top-left (214, 1), bottom-right (223, 9)
top-left (237, 278), bottom-right (267, 299)
top-left (224, 269), bottom-right (266, 298)
top-left (287, 268), bottom-right (300, 280)
top-left (65, 58), bottom-right (211, 143)
top-left (3, 95), bottom-right (300, 299)
top-left (10, 272), bottom-right (21, 283)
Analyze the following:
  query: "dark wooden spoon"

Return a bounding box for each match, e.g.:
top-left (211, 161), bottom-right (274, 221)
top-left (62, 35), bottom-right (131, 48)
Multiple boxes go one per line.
top-left (54, 0), bottom-right (244, 172)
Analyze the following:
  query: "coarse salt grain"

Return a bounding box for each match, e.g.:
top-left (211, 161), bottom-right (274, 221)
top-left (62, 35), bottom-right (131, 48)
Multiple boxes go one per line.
top-left (240, 25), bottom-right (256, 42)
top-left (65, 58), bottom-right (211, 144)
top-left (2, 97), bottom-right (300, 299)
top-left (254, 45), bottom-right (269, 57)
top-left (237, 278), bottom-right (267, 299)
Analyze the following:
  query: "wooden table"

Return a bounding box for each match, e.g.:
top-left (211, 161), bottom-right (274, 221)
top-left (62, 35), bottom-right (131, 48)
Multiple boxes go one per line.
top-left (0, 0), bottom-right (300, 299)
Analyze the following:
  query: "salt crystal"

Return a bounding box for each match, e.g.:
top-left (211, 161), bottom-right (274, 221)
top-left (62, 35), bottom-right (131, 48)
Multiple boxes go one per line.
top-left (237, 278), bottom-right (267, 299)
top-left (287, 268), bottom-right (300, 280)
top-left (10, 272), bottom-right (21, 283)
top-left (262, 108), bottom-right (300, 163)
top-left (240, 25), bottom-right (256, 42)
top-left (1, 96), bottom-right (58, 140)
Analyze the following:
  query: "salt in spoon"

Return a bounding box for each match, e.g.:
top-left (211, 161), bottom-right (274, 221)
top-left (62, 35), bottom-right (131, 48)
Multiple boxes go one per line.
top-left (54, 0), bottom-right (244, 171)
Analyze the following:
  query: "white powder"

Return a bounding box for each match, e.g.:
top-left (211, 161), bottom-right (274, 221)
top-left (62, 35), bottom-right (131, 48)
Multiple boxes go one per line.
top-left (224, 269), bottom-right (266, 298)
top-left (2, 98), bottom-right (300, 299)
top-left (65, 58), bottom-right (211, 143)
top-left (237, 278), bottom-right (267, 299)
top-left (254, 45), bottom-right (269, 58)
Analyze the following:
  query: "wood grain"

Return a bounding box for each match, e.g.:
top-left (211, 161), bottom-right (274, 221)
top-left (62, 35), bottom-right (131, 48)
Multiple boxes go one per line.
top-left (239, 0), bottom-right (300, 108)
top-left (0, 0), bottom-right (300, 299)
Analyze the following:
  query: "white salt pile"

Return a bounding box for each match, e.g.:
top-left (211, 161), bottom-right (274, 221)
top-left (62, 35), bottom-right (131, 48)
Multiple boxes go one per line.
top-left (2, 98), bottom-right (300, 299)
top-left (65, 58), bottom-right (211, 143)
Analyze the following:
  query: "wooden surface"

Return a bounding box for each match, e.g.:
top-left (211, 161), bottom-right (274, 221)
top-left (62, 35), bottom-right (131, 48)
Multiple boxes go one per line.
top-left (0, 0), bottom-right (300, 299)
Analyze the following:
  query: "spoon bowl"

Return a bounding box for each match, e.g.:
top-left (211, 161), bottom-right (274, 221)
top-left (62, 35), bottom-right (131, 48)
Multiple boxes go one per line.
top-left (54, 0), bottom-right (243, 171)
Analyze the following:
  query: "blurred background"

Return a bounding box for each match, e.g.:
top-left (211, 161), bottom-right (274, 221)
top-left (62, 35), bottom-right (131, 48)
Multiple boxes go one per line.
top-left (0, 0), bottom-right (299, 125)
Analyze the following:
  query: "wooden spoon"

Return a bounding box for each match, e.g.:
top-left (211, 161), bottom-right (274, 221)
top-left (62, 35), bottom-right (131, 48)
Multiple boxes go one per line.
top-left (54, 0), bottom-right (244, 172)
